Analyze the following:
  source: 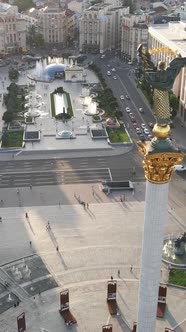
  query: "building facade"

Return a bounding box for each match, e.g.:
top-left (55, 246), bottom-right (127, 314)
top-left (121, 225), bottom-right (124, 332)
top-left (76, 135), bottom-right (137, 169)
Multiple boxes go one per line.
top-left (121, 14), bottom-right (148, 62)
top-left (0, 3), bottom-right (28, 54)
top-left (79, 3), bottom-right (129, 54)
top-left (148, 21), bottom-right (186, 125)
top-left (28, 5), bottom-right (75, 47)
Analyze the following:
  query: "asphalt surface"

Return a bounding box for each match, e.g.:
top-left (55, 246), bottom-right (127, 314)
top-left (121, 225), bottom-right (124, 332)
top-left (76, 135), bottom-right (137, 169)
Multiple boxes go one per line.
top-left (0, 148), bottom-right (144, 188)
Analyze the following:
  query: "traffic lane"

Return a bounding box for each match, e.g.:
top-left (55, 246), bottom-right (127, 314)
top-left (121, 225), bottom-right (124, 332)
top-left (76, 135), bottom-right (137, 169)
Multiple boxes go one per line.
top-left (117, 71), bottom-right (155, 127)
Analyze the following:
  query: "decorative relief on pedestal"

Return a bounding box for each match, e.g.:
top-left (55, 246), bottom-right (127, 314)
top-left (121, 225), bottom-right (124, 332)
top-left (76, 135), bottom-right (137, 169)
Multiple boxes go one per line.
top-left (137, 142), bottom-right (184, 183)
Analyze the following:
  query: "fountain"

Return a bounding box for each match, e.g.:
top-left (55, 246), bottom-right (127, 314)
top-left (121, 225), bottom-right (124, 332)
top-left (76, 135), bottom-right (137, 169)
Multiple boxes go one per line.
top-left (162, 233), bottom-right (186, 265)
top-left (83, 96), bottom-right (99, 116)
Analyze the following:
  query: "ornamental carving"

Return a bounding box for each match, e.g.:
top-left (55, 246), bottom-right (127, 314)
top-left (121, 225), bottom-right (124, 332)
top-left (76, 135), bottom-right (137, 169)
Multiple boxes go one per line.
top-left (141, 150), bottom-right (184, 184)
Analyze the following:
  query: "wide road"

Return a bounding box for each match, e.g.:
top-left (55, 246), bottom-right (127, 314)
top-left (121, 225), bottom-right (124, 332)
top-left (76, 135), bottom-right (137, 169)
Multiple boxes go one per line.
top-left (94, 56), bottom-right (155, 142)
top-left (0, 148), bottom-right (144, 188)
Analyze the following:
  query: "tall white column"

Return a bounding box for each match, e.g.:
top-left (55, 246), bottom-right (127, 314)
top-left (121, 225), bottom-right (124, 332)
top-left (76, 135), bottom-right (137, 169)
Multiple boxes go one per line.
top-left (137, 180), bottom-right (169, 332)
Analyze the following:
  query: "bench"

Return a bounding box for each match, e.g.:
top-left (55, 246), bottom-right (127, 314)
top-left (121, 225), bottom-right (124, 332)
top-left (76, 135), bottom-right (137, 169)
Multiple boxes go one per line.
top-left (59, 309), bottom-right (77, 325)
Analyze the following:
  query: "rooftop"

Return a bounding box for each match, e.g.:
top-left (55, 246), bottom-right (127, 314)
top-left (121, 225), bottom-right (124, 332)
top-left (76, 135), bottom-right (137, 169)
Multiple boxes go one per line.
top-left (149, 21), bottom-right (186, 55)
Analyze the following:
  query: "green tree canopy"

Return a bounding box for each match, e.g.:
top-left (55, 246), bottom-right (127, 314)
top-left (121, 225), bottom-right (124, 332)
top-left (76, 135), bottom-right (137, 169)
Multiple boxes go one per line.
top-left (169, 91), bottom-right (179, 119)
top-left (14, 0), bottom-right (34, 12)
top-left (26, 25), bottom-right (44, 48)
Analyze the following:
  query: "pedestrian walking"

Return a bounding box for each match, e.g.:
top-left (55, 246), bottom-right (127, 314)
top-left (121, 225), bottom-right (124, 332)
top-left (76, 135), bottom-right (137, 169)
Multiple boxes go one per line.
top-left (1, 199), bottom-right (4, 204)
top-left (118, 270), bottom-right (120, 278)
top-left (0, 217), bottom-right (2, 222)
top-left (59, 201), bottom-right (61, 207)
top-left (29, 241), bottom-right (32, 246)
top-left (87, 203), bottom-right (89, 209)
top-left (16, 188), bottom-right (20, 194)
top-left (38, 289), bottom-right (41, 296)
top-left (25, 212), bottom-right (28, 218)
top-left (56, 245), bottom-right (59, 252)
top-left (29, 184), bottom-right (32, 190)
top-left (130, 265), bottom-right (133, 273)
top-left (111, 275), bottom-right (113, 280)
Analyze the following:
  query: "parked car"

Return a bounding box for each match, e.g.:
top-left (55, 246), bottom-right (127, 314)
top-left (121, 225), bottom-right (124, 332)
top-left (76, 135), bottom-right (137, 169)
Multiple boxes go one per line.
top-left (126, 95), bottom-right (130, 100)
top-left (129, 112), bottom-right (134, 118)
top-left (125, 107), bottom-right (130, 112)
top-left (120, 95), bottom-right (125, 100)
top-left (139, 108), bottom-right (144, 113)
top-left (107, 71), bottom-right (111, 76)
top-left (111, 68), bottom-right (116, 72)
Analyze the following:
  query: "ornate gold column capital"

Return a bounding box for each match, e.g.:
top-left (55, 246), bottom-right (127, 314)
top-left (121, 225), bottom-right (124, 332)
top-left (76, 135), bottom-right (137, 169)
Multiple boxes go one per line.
top-left (137, 142), bottom-right (184, 184)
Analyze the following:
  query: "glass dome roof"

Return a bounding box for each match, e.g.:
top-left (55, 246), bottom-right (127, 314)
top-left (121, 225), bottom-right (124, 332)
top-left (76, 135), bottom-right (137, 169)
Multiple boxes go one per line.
top-left (44, 63), bottom-right (66, 79)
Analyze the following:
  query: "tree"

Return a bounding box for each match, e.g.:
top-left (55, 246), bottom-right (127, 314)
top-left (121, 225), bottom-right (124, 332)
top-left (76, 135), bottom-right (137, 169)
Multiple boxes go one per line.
top-left (169, 91), bottom-right (179, 119)
top-left (2, 111), bottom-right (14, 123)
top-left (8, 68), bottom-right (19, 81)
top-left (122, 0), bottom-right (135, 13)
top-left (14, 0), bottom-right (34, 13)
top-left (26, 25), bottom-right (44, 48)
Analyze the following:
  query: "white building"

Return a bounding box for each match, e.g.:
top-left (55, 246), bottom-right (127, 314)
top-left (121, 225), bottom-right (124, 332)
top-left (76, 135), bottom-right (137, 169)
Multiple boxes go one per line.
top-left (121, 14), bottom-right (149, 62)
top-left (148, 21), bottom-right (186, 125)
top-left (0, 3), bottom-right (28, 54)
top-left (28, 6), bottom-right (75, 46)
top-left (79, 3), bottom-right (129, 53)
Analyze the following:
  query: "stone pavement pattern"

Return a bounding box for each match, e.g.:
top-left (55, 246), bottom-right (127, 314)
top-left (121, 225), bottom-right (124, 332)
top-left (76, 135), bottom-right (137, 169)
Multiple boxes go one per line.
top-left (0, 183), bottom-right (185, 332)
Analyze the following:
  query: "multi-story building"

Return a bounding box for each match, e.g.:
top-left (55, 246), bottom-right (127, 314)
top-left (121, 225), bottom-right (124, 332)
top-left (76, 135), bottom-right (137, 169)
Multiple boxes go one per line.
top-left (79, 3), bottom-right (129, 53)
top-left (28, 5), bottom-right (75, 47)
top-left (148, 21), bottom-right (186, 125)
top-left (121, 14), bottom-right (148, 62)
top-left (0, 3), bottom-right (28, 54)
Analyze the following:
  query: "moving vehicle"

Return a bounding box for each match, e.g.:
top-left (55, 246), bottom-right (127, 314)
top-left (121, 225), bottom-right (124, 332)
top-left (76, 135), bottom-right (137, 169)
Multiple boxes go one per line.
top-left (144, 128), bottom-right (150, 135)
top-left (125, 95), bottom-right (130, 100)
top-left (107, 71), bottom-right (111, 76)
top-left (111, 68), bottom-right (116, 72)
top-left (120, 95), bottom-right (125, 100)
top-left (113, 76), bottom-right (117, 80)
top-left (139, 108), bottom-right (144, 113)
top-left (174, 165), bottom-right (186, 171)
top-left (141, 123), bottom-right (146, 129)
top-left (125, 107), bottom-right (130, 112)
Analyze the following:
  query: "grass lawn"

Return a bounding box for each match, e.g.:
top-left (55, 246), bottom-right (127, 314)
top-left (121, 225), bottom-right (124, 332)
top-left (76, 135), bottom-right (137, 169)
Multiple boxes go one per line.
top-left (169, 269), bottom-right (186, 287)
top-left (50, 93), bottom-right (55, 117)
top-left (1, 130), bottom-right (23, 148)
top-left (107, 126), bottom-right (130, 143)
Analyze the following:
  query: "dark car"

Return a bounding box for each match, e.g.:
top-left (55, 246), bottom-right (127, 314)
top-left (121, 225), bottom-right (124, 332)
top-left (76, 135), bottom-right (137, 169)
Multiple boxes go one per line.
top-left (139, 134), bottom-right (145, 142)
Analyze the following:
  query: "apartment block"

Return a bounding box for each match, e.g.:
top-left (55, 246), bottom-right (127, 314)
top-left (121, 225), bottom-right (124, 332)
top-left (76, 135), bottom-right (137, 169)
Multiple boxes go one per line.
top-left (121, 14), bottom-right (148, 62)
top-left (79, 3), bottom-right (129, 54)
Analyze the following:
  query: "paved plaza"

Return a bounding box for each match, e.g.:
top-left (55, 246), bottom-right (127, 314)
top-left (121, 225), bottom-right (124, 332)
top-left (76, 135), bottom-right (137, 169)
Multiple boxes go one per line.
top-left (0, 64), bottom-right (118, 153)
top-left (0, 182), bottom-right (185, 332)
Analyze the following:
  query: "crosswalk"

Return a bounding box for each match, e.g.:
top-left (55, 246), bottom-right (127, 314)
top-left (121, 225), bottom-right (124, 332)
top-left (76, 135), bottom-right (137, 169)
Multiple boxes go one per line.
top-left (0, 168), bottom-right (112, 188)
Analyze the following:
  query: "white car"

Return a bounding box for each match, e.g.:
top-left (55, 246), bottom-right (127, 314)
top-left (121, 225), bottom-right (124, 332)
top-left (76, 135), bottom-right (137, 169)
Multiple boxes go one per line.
top-left (107, 71), bottom-right (111, 76)
top-left (120, 95), bottom-right (125, 100)
top-left (125, 107), bottom-right (131, 112)
top-left (111, 68), bottom-right (116, 72)
top-left (174, 165), bottom-right (186, 171)
top-left (141, 123), bottom-right (146, 129)
top-left (136, 128), bottom-right (142, 134)
top-left (139, 107), bottom-right (144, 113)
top-left (113, 76), bottom-right (117, 80)
top-left (144, 128), bottom-right (150, 135)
